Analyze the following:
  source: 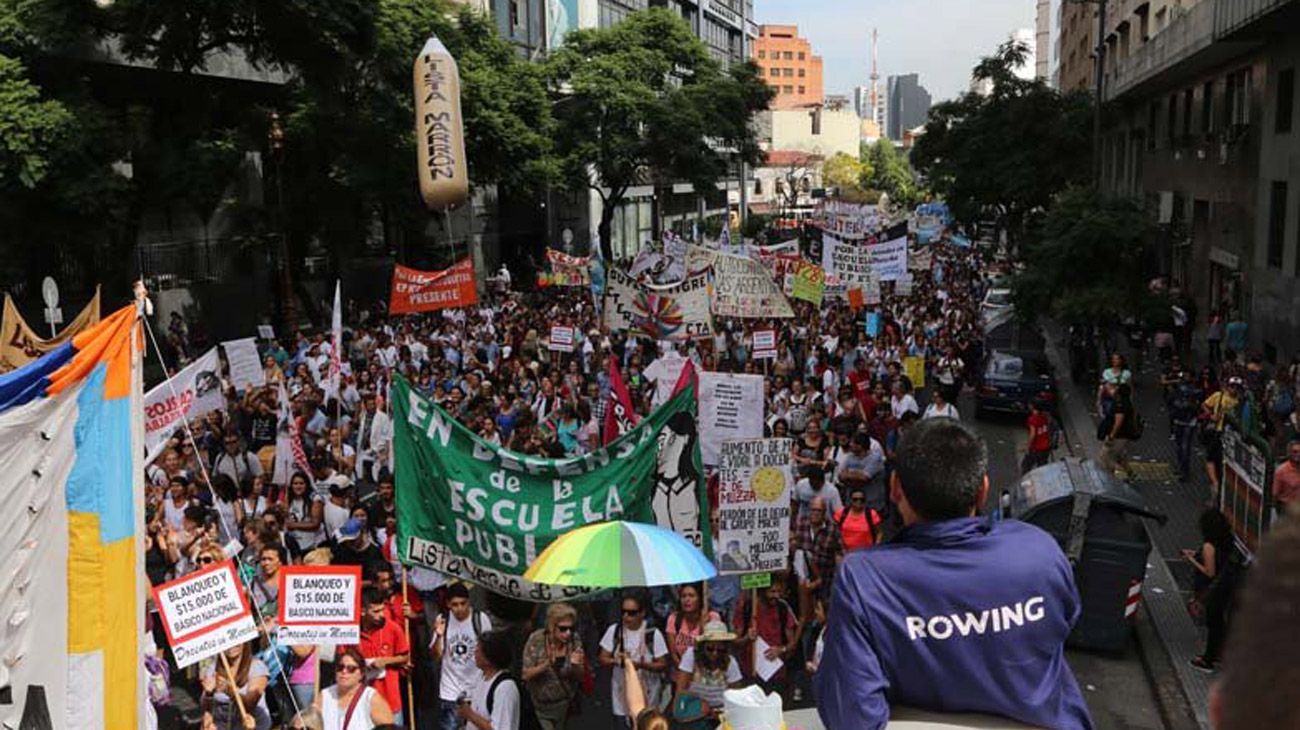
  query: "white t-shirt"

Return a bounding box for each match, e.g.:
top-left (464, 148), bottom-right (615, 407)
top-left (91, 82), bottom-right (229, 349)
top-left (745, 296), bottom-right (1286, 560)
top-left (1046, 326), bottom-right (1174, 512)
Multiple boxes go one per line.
top-left (890, 394), bottom-right (920, 420)
top-left (438, 612), bottom-right (493, 701)
top-left (922, 402), bottom-right (959, 421)
top-left (470, 671), bottom-right (520, 730)
top-left (644, 353), bottom-right (687, 407)
top-left (599, 623), bottom-right (670, 717)
top-left (320, 685), bottom-right (378, 730)
top-left (323, 500), bottom-right (351, 539)
top-left (677, 647), bottom-right (742, 709)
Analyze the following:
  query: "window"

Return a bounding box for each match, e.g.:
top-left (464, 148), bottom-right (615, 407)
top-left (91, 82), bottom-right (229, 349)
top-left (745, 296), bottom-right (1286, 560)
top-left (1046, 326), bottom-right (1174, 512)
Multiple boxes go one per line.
top-left (1147, 100), bottom-right (1160, 151)
top-left (754, 178), bottom-right (763, 195)
top-left (509, 0), bottom-right (520, 32)
top-left (798, 68), bottom-right (806, 78)
top-left (798, 52), bottom-right (806, 60)
top-left (1277, 67), bottom-right (1295, 134)
top-left (1202, 80), bottom-right (1215, 135)
top-left (1167, 93), bottom-right (1177, 148)
top-left (1183, 89), bottom-right (1193, 140)
top-left (783, 51), bottom-right (794, 60)
top-left (1268, 180), bottom-right (1287, 269)
top-left (782, 85), bottom-right (793, 94)
top-left (798, 85), bottom-right (805, 94)
top-left (758, 50), bottom-right (766, 59)
top-left (1225, 68), bottom-right (1251, 127)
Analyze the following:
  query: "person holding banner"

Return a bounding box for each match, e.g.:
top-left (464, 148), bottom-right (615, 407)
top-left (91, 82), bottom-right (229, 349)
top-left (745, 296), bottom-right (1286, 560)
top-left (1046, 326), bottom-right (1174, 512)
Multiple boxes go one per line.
top-left (316, 647), bottom-right (395, 730)
top-left (200, 641), bottom-right (272, 730)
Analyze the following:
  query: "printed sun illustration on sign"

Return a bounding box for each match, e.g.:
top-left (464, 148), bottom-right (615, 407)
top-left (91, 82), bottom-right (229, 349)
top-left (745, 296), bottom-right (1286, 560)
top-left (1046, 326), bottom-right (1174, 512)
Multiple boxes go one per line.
top-left (631, 292), bottom-right (683, 339)
top-left (751, 466), bottom-right (785, 502)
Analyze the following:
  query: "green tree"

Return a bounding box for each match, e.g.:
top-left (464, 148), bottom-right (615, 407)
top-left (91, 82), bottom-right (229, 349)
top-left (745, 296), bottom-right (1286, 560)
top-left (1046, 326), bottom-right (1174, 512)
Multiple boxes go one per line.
top-left (911, 40), bottom-right (1092, 246)
top-left (862, 139), bottom-right (919, 208)
top-left (546, 8), bottom-right (772, 260)
top-left (822, 152), bottom-right (868, 196)
top-left (1011, 186), bottom-right (1157, 325)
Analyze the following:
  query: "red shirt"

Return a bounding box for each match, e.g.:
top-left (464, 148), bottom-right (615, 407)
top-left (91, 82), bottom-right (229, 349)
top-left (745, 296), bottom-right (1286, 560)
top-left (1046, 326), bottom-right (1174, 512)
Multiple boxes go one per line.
top-left (834, 507), bottom-right (881, 551)
top-left (849, 370), bottom-right (874, 413)
top-left (354, 620), bottom-right (410, 714)
top-left (731, 597), bottom-right (798, 678)
top-left (383, 588), bottom-right (425, 627)
top-left (1027, 412), bottom-right (1052, 453)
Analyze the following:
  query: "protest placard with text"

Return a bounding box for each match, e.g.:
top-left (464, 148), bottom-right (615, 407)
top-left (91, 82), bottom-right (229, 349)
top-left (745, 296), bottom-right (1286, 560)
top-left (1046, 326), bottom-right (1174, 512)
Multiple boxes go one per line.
top-left (151, 560), bottom-right (258, 668)
top-left (698, 372), bottom-right (765, 467)
top-left (276, 565), bottom-right (362, 645)
top-left (717, 439), bottom-right (792, 575)
top-left (548, 325), bottom-right (575, 353)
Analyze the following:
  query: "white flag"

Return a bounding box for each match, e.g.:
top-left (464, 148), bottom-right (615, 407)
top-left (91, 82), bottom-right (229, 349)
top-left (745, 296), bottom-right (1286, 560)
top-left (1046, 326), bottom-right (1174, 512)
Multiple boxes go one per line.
top-left (327, 280), bottom-right (342, 400)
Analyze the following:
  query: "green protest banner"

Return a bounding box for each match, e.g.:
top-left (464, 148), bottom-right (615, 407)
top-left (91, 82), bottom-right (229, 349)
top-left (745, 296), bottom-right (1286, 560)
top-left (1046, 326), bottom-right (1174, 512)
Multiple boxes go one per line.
top-left (393, 375), bottom-right (709, 601)
top-left (740, 573), bottom-right (772, 590)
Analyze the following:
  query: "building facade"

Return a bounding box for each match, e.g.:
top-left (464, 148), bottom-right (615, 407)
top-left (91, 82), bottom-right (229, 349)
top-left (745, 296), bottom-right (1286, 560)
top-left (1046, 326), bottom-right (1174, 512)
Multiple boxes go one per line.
top-left (1097, 0), bottom-right (1300, 359)
top-left (886, 73), bottom-right (932, 141)
top-left (753, 24), bottom-right (825, 109)
top-left (1036, 0), bottom-right (1053, 81)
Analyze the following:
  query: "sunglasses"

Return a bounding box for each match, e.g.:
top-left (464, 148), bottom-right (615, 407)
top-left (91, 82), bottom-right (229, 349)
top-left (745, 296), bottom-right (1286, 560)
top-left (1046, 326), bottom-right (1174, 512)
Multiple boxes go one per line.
top-left (336, 664), bottom-right (361, 674)
top-left (622, 608), bottom-right (642, 616)
top-left (702, 645), bottom-right (728, 654)
top-left (196, 557), bottom-right (215, 565)
top-left (555, 624), bottom-right (575, 634)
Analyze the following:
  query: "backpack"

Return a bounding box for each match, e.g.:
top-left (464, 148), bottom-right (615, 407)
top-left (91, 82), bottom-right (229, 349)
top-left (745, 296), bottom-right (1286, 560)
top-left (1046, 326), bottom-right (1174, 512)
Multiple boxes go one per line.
top-left (440, 609), bottom-right (487, 653)
top-left (835, 506), bottom-right (882, 547)
top-left (487, 672), bottom-right (542, 730)
top-left (613, 623), bottom-right (666, 666)
top-left (1271, 387), bottom-right (1295, 417)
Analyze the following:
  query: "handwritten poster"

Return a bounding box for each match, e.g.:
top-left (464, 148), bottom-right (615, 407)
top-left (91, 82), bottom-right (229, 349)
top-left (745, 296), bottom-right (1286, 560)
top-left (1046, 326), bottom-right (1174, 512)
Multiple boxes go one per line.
top-left (717, 439), bottom-right (792, 574)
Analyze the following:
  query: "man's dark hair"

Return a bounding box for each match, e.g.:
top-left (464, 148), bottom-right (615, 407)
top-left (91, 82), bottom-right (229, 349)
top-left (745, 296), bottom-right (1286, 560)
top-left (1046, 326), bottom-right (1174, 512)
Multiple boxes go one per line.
top-left (446, 582), bottom-right (470, 601)
top-left (894, 418), bottom-right (988, 520)
top-left (1217, 515), bottom-right (1300, 729)
top-left (260, 543), bottom-right (288, 565)
top-left (478, 630), bottom-right (514, 671)
top-left (183, 505), bottom-right (208, 527)
top-left (362, 587), bottom-right (385, 608)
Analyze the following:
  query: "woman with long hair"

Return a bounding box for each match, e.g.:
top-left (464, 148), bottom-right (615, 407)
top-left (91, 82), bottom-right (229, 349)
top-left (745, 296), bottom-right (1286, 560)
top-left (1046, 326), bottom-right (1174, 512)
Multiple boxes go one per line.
top-left (521, 603), bottom-right (586, 729)
top-left (665, 583), bottom-right (721, 670)
top-left (314, 647), bottom-right (393, 730)
top-left (284, 471), bottom-right (325, 551)
top-left (1184, 509), bottom-right (1234, 617)
top-left (200, 640), bottom-right (272, 730)
top-left (672, 621), bottom-right (742, 728)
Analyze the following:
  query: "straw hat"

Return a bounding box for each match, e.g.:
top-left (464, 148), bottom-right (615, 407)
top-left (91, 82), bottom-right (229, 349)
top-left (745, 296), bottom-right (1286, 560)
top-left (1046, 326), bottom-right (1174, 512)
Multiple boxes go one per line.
top-left (697, 620), bottom-right (737, 643)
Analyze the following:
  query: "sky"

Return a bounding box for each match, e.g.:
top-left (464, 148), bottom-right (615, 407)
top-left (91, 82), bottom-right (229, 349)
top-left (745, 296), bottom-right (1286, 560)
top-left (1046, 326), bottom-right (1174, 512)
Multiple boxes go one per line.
top-left (753, 0), bottom-right (1037, 103)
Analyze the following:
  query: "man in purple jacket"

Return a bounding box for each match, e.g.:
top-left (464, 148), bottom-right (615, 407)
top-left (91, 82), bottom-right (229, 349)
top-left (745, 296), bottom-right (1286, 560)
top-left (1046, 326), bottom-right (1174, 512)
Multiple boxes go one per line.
top-left (815, 418), bottom-right (1093, 730)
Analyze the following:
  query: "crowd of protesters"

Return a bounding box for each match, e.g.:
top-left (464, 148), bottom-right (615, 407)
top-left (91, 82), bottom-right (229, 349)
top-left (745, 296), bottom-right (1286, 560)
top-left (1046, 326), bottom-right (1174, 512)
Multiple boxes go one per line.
top-left (139, 223), bottom-right (1054, 730)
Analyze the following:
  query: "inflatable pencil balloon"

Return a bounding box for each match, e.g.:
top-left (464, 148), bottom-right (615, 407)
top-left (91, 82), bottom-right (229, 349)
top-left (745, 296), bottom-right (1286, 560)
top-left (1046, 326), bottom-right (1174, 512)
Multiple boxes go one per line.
top-left (413, 34), bottom-right (469, 211)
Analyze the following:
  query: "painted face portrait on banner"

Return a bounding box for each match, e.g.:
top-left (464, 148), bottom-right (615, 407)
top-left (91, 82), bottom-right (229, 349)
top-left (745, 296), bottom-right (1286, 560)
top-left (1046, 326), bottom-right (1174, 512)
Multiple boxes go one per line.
top-left (653, 411), bottom-right (702, 548)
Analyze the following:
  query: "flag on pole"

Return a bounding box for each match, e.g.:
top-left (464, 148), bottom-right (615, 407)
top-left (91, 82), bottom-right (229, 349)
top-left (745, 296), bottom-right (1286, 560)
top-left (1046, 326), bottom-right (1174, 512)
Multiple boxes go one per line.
top-left (671, 358), bottom-right (698, 398)
top-left (327, 280), bottom-right (342, 400)
top-left (602, 355), bottom-right (640, 445)
top-left (273, 379), bottom-right (315, 491)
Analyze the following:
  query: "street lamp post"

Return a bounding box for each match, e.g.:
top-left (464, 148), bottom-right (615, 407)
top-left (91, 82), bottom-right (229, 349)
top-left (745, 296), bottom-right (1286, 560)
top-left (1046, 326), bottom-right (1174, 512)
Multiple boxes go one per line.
top-left (267, 111), bottom-right (298, 331)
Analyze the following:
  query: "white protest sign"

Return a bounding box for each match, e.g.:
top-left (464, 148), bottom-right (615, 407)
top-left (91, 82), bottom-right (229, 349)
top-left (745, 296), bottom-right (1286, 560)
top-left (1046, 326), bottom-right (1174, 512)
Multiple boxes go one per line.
top-left (895, 273), bottom-right (915, 296)
top-left (257, 324), bottom-right (276, 340)
top-left (868, 236), bottom-right (909, 281)
top-left (752, 330), bottom-right (777, 360)
top-left (820, 234), bottom-right (876, 288)
top-left (276, 565), bottom-right (362, 645)
top-left (704, 247), bottom-right (794, 318)
top-left (548, 325), bottom-right (575, 353)
top-left (151, 561), bottom-right (257, 668)
top-left (222, 337), bottom-right (266, 391)
top-left (144, 347), bottom-right (224, 453)
top-left (698, 372), bottom-right (764, 467)
top-left (716, 438), bottom-right (793, 574)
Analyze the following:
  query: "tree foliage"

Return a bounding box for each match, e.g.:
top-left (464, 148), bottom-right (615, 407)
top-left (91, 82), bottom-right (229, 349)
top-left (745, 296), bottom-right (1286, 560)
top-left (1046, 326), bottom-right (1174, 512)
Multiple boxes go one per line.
top-left (545, 8), bottom-right (772, 260)
top-left (911, 40), bottom-right (1092, 244)
top-left (861, 139), bottom-right (919, 208)
top-left (821, 152), bottom-right (867, 195)
top-left (1011, 186), bottom-right (1157, 325)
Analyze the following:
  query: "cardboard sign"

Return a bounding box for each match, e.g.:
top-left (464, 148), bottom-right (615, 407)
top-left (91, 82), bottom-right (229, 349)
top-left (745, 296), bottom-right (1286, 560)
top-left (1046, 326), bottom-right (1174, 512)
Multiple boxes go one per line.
top-left (904, 355), bottom-right (927, 390)
top-left (751, 329), bottom-right (777, 360)
top-left (548, 325), bottom-right (575, 353)
top-left (698, 372), bottom-right (765, 467)
top-left (151, 560), bottom-right (257, 668)
top-left (389, 259), bottom-right (478, 314)
top-left (717, 439), bottom-right (792, 574)
top-left (276, 565), bottom-right (362, 645)
top-left (222, 337), bottom-right (266, 391)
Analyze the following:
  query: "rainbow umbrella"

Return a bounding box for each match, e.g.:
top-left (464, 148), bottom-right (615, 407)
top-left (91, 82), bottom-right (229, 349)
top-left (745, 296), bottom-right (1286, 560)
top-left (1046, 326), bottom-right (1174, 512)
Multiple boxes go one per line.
top-left (524, 521), bottom-right (717, 588)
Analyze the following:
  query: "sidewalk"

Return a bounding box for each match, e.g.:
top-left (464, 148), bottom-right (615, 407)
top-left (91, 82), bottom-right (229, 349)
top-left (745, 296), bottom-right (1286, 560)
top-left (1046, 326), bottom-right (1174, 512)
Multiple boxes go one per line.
top-left (1039, 321), bottom-right (1211, 730)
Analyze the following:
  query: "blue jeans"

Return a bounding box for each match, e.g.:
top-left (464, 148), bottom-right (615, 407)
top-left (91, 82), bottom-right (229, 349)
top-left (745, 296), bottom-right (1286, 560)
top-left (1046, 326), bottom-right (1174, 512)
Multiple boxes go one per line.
top-left (438, 699), bottom-right (464, 730)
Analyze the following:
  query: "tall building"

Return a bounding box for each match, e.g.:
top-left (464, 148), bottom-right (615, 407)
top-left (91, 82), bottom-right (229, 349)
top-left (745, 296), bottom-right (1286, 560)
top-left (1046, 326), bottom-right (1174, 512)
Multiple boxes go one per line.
top-left (1055, 0), bottom-right (1098, 93)
top-left (886, 73), bottom-right (931, 141)
top-left (752, 24), bottom-right (824, 109)
top-left (1095, 0), bottom-right (1300, 358)
top-left (1011, 27), bottom-right (1037, 81)
top-left (1035, 0), bottom-right (1053, 82)
top-left (853, 85), bottom-right (872, 119)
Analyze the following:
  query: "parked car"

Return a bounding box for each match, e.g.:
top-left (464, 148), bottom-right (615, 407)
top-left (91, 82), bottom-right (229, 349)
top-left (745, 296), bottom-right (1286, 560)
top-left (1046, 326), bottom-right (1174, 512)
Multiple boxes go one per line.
top-left (975, 350), bottom-right (1058, 418)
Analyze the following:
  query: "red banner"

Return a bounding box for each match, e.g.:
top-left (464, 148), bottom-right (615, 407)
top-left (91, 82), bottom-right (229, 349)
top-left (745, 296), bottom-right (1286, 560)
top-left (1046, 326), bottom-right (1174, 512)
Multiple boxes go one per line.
top-left (602, 355), bottom-right (640, 445)
top-left (389, 259), bottom-right (478, 314)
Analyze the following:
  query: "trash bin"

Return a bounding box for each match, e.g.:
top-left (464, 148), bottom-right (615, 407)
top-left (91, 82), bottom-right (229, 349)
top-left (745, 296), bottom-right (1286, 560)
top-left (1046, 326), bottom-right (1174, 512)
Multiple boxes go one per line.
top-left (1002, 458), bottom-right (1167, 653)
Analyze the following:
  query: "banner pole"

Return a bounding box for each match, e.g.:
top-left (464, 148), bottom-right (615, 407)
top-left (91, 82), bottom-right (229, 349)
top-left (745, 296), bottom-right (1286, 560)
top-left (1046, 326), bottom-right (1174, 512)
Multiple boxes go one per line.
top-left (219, 651), bottom-right (252, 727)
top-left (403, 565), bottom-right (417, 729)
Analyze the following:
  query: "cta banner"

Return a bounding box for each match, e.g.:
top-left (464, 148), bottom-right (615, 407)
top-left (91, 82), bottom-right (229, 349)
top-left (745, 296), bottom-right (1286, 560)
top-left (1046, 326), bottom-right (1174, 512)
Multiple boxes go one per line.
top-left (389, 259), bottom-right (478, 314)
top-left (603, 267), bottom-right (713, 341)
top-left (394, 375), bottom-right (709, 600)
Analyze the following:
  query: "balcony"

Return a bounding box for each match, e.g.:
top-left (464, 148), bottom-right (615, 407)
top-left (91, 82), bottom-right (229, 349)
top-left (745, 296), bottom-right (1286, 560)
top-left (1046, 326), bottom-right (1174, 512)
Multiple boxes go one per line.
top-left (1105, 0), bottom-right (1216, 100)
top-left (1215, 0), bottom-right (1298, 37)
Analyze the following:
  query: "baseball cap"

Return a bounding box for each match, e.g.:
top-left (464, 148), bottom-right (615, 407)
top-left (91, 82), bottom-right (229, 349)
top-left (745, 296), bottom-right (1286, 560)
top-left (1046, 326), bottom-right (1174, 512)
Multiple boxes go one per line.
top-left (336, 518), bottom-right (364, 541)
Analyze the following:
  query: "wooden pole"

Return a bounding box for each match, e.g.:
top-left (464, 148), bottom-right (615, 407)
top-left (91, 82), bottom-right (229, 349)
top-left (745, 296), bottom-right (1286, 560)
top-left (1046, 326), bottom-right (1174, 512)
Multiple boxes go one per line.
top-left (313, 649), bottom-right (321, 704)
top-left (219, 652), bottom-right (252, 727)
top-left (403, 565), bottom-right (417, 729)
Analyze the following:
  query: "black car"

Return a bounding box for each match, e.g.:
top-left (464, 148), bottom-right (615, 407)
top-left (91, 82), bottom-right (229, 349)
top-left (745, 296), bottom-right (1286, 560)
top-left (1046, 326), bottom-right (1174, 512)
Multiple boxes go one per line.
top-left (975, 349), bottom-right (1058, 418)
